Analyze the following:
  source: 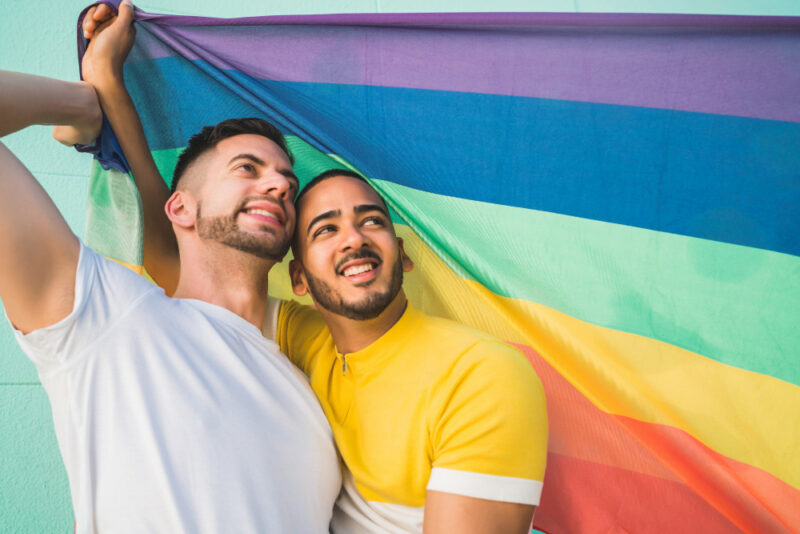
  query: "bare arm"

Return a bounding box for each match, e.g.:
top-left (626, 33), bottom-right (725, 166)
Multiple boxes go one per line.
top-left (75, 1), bottom-right (180, 294)
top-left (423, 491), bottom-right (534, 534)
top-left (0, 71), bottom-right (93, 332)
top-left (0, 71), bottom-right (101, 141)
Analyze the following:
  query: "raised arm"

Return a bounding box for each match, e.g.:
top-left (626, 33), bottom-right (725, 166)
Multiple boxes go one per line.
top-left (0, 72), bottom-right (97, 332)
top-left (75, 1), bottom-right (180, 294)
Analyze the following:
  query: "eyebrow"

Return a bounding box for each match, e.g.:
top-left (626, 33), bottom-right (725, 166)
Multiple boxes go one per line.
top-left (228, 153), bottom-right (265, 167)
top-left (228, 154), bottom-right (299, 184)
top-left (354, 203), bottom-right (389, 217)
top-left (306, 209), bottom-right (341, 236)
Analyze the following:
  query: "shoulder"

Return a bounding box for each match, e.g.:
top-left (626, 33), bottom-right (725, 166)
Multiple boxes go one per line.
top-left (278, 299), bottom-right (326, 335)
top-left (276, 299), bottom-right (332, 372)
top-left (414, 310), bottom-right (499, 344)
top-left (83, 243), bottom-right (161, 290)
top-left (12, 242), bottom-right (163, 370)
top-left (279, 298), bottom-right (314, 320)
top-left (416, 311), bottom-right (545, 420)
top-left (54, 241), bottom-right (162, 314)
top-left (414, 311), bottom-right (530, 374)
top-left (424, 314), bottom-right (548, 500)
top-left (447, 339), bottom-right (542, 402)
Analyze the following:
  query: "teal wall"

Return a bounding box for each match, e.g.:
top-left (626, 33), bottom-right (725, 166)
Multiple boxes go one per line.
top-left (1, 0), bottom-right (798, 531)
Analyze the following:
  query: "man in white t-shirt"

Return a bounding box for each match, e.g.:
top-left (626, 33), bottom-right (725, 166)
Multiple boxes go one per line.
top-left (73, 4), bottom-right (547, 534)
top-left (0, 8), bottom-right (340, 530)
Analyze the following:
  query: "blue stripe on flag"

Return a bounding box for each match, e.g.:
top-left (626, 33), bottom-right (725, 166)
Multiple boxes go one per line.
top-left (125, 56), bottom-right (800, 257)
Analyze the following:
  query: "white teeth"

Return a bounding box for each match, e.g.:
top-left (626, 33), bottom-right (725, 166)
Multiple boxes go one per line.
top-left (343, 264), bottom-right (375, 277)
top-left (245, 209), bottom-right (274, 217)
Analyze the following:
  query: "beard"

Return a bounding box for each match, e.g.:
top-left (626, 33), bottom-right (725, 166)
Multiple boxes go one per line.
top-left (304, 250), bottom-right (404, 321)
top-left (196, 202), bottom-right (290, 261)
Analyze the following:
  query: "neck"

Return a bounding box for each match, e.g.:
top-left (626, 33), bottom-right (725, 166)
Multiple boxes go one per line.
top-left (173, 243), bottom-right (274, 328)
top-left (320, 291), bottom-right (408, 354)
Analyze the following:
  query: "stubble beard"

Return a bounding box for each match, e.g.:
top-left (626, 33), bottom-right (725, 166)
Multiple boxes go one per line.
top-left (196, 204), bottom-right (290, 261)
top-left (304, 252), bottom-right (404, 321)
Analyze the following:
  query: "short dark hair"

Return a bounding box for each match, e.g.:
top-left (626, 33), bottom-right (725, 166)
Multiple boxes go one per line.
top-left (170, 118), bottom-right (293, 192)
top-left (294, 168), bottom-right (386, 210)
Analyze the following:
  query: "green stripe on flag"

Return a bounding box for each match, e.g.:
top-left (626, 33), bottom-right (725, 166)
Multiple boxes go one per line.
top-left (85, 161), bottom-right (144, 266)
top-left (375, 180), bottom-right (800, 386)
top-left (100, 140), bottom-right (799, 385)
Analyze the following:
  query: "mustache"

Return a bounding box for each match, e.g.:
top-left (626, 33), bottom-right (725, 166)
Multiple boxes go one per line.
top-left (335, 249), bottom-right (382, 273)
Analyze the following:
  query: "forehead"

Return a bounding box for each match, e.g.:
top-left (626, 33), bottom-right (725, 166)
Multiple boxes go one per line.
top-left (297, 176), bottom-right (385, 222)
top-left (211, 133), bottom-right (292, 167)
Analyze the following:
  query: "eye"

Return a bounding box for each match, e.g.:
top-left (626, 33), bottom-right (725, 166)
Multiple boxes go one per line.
top-left (313, 225), bottom-right (336, 238)
top-left (362, 216), bottom-right (385, 227)
top-left (236, 163), bottom-right (256, 174)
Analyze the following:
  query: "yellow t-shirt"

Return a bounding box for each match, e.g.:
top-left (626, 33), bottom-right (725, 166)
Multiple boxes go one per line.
top-left (275, 300), bottom-right (547, 533)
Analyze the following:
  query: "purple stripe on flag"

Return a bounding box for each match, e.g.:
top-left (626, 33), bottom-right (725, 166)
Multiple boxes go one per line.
top-left (134, 11), bottom-right (800, 29)
top-left (128, 11), bottom-right (800, 122)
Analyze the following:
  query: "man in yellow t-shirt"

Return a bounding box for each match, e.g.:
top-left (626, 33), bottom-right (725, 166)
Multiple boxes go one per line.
top-left (272, 169), bottom-right (548, 534)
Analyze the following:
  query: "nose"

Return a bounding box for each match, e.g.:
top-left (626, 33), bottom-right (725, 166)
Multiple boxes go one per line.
top-left (254, 170), bottom-right (292, 202)
top-left (339, 221), bottom-right (370, 252)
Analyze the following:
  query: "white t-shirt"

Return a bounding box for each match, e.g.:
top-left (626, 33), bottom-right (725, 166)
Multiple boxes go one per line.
top-left (10, 243), bottom-right (341, 534)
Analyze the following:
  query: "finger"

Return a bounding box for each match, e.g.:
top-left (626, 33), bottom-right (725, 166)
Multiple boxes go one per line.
top-left (93, 3), bottom-right (113, 22)
top-left (117, 0), bottom-right (135, 25)
top-left (83, 5), bottom-right (96, 29)
top-left (83, 6), bottom-right (97, 38)
top-left (52, 126), bottom-right (73, 147)
top-left (84, 3), bottom-right (116, 38)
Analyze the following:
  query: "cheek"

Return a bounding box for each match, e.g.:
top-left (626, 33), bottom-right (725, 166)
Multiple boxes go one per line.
top-left (204, 189), bottom-right (237, 212)
top-left (377, 236), bottom-right (401, 260)
top-left (302, 244), bottom-right (333, 275)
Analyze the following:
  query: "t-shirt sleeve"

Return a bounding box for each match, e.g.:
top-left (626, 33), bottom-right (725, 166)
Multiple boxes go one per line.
top-left (276, 299), bottom-right (330, 376)
top-left (8, 242), bottom-right (160, 373)
top-left (427, 341), bottom-right (548, 506)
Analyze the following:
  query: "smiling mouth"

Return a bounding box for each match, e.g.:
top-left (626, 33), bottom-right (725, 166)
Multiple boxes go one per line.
top-left (336, 251), bottom-right (382, 279)
top-left (236, 196), bottom-right (285, 225)
top-left (342, 263), bottom-right (377, 277)
top-left (243, 208), bottom-right (276, 218)
top-left (238, 207), bottom-right (286, 229)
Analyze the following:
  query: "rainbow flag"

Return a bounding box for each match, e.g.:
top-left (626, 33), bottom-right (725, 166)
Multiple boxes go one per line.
top-left (78, 7), bottom-right (800, 533)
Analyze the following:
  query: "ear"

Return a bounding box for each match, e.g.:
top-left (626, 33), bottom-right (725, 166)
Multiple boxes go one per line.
top-left (165, 190), bottom-right (196, 229)
top-left (289, 259), bottom-right (309, 296)
top-left (398, 238), bottom-right (414, 272)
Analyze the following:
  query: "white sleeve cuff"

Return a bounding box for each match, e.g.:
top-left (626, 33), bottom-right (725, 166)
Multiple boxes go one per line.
top-left (426, 467), bottom-right (543, 505)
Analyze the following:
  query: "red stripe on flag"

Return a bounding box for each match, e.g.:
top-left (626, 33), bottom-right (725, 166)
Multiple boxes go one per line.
top-left (513, 343), bottom-right (800, 533)
top-left (535, 453), bottom-right (739, 533)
